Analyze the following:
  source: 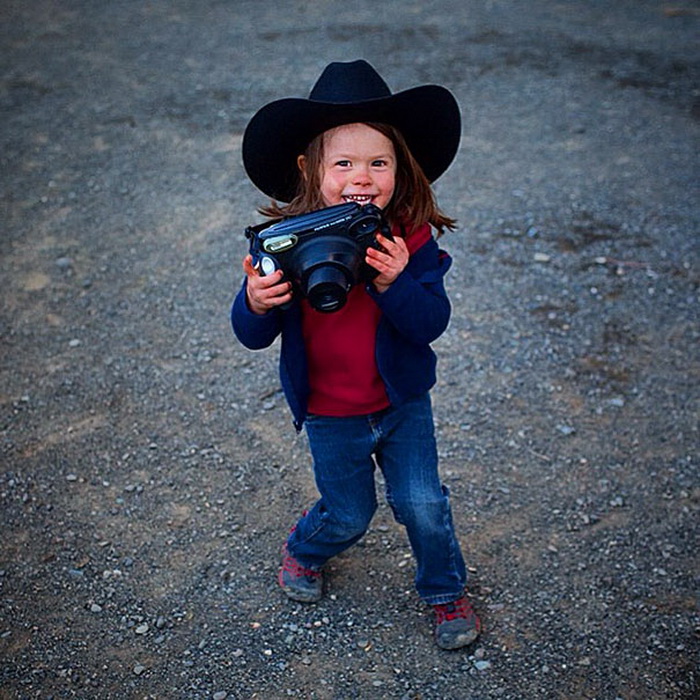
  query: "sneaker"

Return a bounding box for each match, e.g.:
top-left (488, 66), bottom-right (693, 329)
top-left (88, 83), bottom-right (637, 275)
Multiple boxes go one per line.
top-left (279, 544), bottom-right (323, 603)
top-left (433, 595), bottom-right (481, 650)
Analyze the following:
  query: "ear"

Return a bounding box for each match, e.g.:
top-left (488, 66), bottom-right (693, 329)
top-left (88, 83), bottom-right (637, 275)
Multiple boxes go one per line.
top-left (296, 155), bottom-right (307, 179)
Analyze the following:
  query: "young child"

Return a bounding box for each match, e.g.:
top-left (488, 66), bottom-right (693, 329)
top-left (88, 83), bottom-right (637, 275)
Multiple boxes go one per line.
top-left (231, 60), bottom-right (480, 650)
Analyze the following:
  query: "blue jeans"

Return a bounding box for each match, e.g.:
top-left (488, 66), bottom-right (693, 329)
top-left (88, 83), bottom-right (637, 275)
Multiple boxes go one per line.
top-left (286, 393), bottom-right (467, 605)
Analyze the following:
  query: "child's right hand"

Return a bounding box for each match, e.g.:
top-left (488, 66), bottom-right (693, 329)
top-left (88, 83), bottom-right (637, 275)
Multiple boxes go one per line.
top-left (243, 255), bottom-right (293, 315)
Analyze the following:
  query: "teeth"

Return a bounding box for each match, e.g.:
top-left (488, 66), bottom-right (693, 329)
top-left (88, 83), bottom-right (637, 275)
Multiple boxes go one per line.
top-left (343, 195), bottom-right (373, 203)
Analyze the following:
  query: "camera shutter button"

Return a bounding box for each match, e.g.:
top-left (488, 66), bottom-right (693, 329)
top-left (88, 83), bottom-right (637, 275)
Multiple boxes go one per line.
top-left (260, 256), bottom-right (277, 276)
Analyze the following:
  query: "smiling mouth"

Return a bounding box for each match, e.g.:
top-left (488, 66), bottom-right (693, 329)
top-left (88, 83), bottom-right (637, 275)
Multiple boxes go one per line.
top-left (342, 194), bottom-right (375, 204)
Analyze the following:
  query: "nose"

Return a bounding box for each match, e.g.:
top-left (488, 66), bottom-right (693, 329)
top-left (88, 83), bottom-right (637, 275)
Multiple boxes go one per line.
top-left (352, 164), bottom-right (372, 186)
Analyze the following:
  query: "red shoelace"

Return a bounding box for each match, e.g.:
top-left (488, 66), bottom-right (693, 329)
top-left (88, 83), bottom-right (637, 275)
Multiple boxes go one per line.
top-left (433, 596), bottom-right (479, 625)
top-left (281, 547), bottom-right (321, 580)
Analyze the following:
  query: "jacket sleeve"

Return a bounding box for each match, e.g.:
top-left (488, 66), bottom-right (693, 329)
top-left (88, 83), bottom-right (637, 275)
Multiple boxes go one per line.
top-left (366, 238), bottom-right (452, 345)
top-left (230, 279), bottom-right (283, 349)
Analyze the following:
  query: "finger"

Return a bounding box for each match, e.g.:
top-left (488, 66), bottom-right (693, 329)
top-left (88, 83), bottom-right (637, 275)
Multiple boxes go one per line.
top-left (365, 253), bottom-right (396, 276)
top-left (262, 278), bottom-right (293, 302)
top-left (377, 235), bottom-right (408, 260)
top-left (274, 287), bottom-right (293, 305)
top-left (260, 284), bottom-right (293, 309)
top-left (367, 247), bottom-right (406, 272)
top-left (258, 269), bottom-right (286, 289)
top-left (242, 255), bottom-right (258, 276)
top-left (248, 266), bottom-right (285, 291)
top-left (374, 234), bottom-right (394, 253)
top-left (269, 279), bottom-right (292, 297)
top-left (365, 254), bottom-right (383, 272)
top-left (376, 233), bottom-right (407, 252)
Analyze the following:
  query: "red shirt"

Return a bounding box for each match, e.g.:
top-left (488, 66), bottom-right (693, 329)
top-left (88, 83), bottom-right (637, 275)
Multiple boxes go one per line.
top-left (301, 224), bottom-right (432, 416)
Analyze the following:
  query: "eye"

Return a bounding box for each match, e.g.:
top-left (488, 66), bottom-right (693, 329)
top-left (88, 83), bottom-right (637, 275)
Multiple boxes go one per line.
top-left (372, 159), bottom-right (388, 168)
top-left (335, 159), bottom-right (351, 168)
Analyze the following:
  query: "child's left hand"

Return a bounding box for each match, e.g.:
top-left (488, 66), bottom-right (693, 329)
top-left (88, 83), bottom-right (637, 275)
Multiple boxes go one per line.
top-left (366, 234), bottom-right (409, 294)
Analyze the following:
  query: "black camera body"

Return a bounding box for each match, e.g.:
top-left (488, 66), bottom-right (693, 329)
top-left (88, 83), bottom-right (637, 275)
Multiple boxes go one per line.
top-left (245, 202), bottom-right (392, 313)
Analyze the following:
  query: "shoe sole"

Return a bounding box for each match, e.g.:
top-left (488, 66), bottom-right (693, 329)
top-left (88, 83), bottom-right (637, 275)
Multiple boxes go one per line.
top-left (278, 570), bottom-right (323, 603)
top-left (436, 627), bottom-right (480, 650)
top-left (280, 584), bottom-right (323, 603)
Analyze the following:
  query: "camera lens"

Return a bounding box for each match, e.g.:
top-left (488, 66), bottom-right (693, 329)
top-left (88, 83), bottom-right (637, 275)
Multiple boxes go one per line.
top-left (305, 265), bottom-right (350, 313)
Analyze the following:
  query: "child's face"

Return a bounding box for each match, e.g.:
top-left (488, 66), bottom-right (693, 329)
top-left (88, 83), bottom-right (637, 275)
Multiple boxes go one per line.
top-left (314, 123), bottom-right (396, 210)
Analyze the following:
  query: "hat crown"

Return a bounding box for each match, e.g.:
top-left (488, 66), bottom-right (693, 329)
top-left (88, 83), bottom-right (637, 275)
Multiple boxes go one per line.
top-left (308, 60), bottom-right (392, 103)
top-left (243, 60), bottom-right (461, 201)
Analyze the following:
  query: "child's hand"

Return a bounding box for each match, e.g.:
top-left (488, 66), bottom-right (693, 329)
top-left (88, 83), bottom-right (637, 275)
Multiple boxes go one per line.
top-left (365, 234), bottom-right (409, 294)
top-left (243, 255), bottom-right (293, 315)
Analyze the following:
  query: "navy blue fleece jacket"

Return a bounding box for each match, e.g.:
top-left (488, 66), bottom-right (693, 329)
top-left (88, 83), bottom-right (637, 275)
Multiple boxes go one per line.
top-left (231, 235), bottom-right (452, 430)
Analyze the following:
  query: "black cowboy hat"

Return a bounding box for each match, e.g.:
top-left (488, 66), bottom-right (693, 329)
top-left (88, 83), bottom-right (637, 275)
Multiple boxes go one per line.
top-left (242, 60), bottom-right (461, 202)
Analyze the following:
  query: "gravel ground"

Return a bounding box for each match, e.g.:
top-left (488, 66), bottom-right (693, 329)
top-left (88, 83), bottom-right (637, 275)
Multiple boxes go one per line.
top-left (1, 1), bottom-right (698, 698)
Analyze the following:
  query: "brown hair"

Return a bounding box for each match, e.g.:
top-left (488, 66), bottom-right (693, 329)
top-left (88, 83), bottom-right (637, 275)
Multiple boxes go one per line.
top-left (258, 122), bottom-right (457, 237)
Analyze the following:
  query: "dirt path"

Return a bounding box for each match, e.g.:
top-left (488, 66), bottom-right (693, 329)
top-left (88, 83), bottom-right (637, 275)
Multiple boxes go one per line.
top-left (1, 1), bottom-right (698, 698)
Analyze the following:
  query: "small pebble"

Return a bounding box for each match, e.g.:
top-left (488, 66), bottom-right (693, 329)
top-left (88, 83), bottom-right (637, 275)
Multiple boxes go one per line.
top-left (55, 256), bottom-right (74, 269)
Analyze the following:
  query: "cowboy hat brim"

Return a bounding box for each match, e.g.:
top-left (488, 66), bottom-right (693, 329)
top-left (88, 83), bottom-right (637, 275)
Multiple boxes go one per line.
top-left (242, 84), bottom-right (461, 203)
